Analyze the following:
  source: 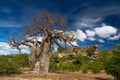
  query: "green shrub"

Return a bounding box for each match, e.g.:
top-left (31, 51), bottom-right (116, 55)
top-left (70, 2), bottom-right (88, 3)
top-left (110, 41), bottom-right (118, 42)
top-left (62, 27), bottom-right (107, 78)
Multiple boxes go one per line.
top-left (0, 56), bottom-right (21, 75)
top-left (49, 53), bottom-right (87, 72)
top-left (49, 61), bottom-right (58, 72)
top-left (81, 64), bottom-right (89, 73)
top-left (89, 62), bottom-right (104, 73)
top-left (73, 53), bottom-right (84, 65)
top-left (86, 47), bottom-right (96, 57)
top-left (12, 54), bottom-right (29, 68)
top-left (58, 61), bottom-right (80, 71)
top-left (105, 49), bottom-right (120, 80)
top-left (0, 53), bottom-right (29, 75)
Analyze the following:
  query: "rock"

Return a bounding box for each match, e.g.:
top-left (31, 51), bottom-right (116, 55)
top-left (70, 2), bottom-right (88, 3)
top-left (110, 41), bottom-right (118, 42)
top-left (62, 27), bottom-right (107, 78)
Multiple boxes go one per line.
top-left (57, 44), bottom-right (99, 58)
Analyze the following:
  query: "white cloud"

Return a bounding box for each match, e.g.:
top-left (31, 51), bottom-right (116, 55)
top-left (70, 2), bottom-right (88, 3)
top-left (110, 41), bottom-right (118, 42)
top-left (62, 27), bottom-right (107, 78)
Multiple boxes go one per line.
top-left (85, 30), bottom-right (96, 41)
top-left (88, 37), bottom-right (96, 41)
top-left (98, 39), bottom-right (105, 43)
top-left (85, 30), bottom-right (95, 37)
top-left (0, 42), bottom-right (29, 55)
top-left (109, 34), bottom-right (120, 40)
top-left (26, 35), bottom-right (43, 42)
top-left (73, 23), bottom-right (119, 42)
top-left (73, 29), bottom-right (87, 41)
top-left (57, 39), bottom-right (78, 47)
top-left (56, 29), bottom-right (87, 42)
top-left (95, 24), bottom-right (118, 38)
top-left (74, 18), bottom-right (101, 28)
top-left (70, 41), bottom-right (78, 46)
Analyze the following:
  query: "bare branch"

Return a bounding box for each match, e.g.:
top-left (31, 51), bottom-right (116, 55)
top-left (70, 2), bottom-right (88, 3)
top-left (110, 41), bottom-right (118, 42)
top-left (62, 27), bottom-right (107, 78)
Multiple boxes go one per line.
top-left (53, 40), bottom-right (66, 49)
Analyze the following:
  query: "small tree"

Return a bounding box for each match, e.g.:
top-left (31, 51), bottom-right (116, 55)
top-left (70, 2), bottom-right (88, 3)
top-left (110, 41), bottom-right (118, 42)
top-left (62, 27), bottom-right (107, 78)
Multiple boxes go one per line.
top-left (105, 47), bottom-right (120, 80)
top-left (9, 11), bottom-right (76, 74)
top-left (86, 47), bottom-right (96, 57)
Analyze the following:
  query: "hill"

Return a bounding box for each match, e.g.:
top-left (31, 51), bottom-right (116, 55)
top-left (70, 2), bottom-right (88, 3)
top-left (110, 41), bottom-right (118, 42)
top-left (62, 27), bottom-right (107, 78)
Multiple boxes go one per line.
top-left (56, 45), bottom-right (99, 58)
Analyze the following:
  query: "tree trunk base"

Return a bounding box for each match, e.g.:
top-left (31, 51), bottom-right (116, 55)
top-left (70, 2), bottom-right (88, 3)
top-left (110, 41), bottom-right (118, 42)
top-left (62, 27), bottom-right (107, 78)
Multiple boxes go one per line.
top-left (31, 57), bottom-right (49, 74)
top-left (33, 61), bottom-right (40, 72)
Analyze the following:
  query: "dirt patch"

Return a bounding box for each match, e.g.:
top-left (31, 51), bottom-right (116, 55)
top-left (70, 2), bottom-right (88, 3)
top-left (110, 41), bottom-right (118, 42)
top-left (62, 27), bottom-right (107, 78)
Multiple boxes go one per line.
top-left (0, 71), bottom-right (114, 80)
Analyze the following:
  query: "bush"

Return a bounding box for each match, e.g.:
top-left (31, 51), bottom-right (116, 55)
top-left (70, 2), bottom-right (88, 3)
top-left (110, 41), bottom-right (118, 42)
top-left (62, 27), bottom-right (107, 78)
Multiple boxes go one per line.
top-left (12, 54), bottom-right (29, 68)
top-left (73, 53), bottom-right (84, 65)
top-left (105, 49), bottom-right (120, 80)
top-left (49, 54), bottom-right (62, 72)
top-left (49, 54), bottom-right (82, 72)
top-left (0, 56), bottom-right (21, 75)
top-left (49, 61), bottom-right (58, 72)
top-left (58, 61), bottom-right (80, 71)
top-left (89, 62), bottom-right (104, 73)
top-left (0, 53), bottom-right (29, 75)
top-left (86, 47), bottom-right (96, 57)
top-left (81, 64), bottom-right (89, 73)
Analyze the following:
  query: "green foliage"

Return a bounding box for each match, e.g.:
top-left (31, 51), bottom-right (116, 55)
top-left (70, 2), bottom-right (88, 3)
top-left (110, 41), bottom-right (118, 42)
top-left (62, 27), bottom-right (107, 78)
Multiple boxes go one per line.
top-left (0, 56), bottom-right (21, 75)
top-left (0, 53), bottom-right (29, 75)
top-left (73, 53), bottom-right (84, 65)
top-left (50, 44), bottom-right (120, 79)
top-left (89, 61), bottom-right (104, 73)
top-left (81, 64), bottom-right (89, 73)
top-left (57, 47), bottom-right (65, 53)
top-left (49, 53), bottom-right (85, 72)
top-left (49, 52), bottom-right (104, 72)
top-left (12, 54), bottom-right (29, 68)
top-left (105, 49), bottom-right (120, 80)
top-left (49, 61), bottom-right (58, 72)
top-left (93, 45), bottom-right (120, 80)
top-left (57, 61), bottom-right (80, 71)
top-left (86, 47), bottom-right (96, 57)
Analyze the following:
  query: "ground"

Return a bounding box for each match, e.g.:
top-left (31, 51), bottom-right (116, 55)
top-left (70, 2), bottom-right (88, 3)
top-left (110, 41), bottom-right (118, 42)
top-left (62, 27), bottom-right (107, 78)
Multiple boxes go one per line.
top-left (0, 68), bottom-right (114, 80)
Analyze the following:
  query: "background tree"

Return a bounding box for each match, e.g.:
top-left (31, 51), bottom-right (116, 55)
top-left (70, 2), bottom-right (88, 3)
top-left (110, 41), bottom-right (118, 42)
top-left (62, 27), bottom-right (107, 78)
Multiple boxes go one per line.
top-left (9, 11), bottom-right (76, 74)
top-left (86, 47), bottom-right (96, 57)
top-left (105, 45), bottom-right (120, 80)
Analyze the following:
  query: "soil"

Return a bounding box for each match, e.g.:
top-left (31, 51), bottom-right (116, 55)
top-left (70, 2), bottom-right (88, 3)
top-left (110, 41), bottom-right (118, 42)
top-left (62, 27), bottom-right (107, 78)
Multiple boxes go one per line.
top-left (0, 70), bottom-right (114, 80)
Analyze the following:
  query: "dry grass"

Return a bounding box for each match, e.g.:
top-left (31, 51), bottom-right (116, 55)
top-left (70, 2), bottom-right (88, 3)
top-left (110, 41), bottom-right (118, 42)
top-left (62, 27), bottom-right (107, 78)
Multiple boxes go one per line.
top-left (0, 70), bottom-right (114, 80)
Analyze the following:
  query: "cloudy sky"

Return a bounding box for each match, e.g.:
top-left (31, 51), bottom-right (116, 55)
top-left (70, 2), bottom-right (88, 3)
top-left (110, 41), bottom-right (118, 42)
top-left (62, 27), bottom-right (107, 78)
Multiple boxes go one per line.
top-left (0, 0), bottom-right (120, 55)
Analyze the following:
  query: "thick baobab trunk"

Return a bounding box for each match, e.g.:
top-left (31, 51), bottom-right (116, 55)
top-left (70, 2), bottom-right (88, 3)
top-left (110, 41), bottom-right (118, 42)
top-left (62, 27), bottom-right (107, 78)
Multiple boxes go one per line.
top-left (31, 41), bottom-right (50, 74)
top-left (29, 42), bottom-right (38, 70)
top-left (38, 41), bottom-right (50, 73)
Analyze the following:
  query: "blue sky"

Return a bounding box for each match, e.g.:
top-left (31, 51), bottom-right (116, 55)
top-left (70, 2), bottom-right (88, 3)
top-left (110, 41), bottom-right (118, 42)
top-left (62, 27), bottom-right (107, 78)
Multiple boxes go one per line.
top-left (0, 0), bottom-right (120, 55)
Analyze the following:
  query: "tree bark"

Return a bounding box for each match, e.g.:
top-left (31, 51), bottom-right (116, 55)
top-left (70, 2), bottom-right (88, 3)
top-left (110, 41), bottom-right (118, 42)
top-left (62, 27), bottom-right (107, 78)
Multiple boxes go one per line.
top-left (30, 41), bottom-right (50, 74)
top-left (29, 42), bottom-right (38, 70)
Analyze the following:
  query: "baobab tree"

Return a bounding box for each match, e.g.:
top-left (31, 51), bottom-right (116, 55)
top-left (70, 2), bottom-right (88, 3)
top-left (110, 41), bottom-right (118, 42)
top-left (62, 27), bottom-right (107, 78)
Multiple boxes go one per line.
top-left (9, 11), bottom-right (76, 74)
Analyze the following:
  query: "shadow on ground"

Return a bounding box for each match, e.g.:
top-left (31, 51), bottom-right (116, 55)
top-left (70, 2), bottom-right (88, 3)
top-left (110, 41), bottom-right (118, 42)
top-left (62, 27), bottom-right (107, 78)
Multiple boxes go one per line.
top-left (95, 77), bottom-right (113, 80)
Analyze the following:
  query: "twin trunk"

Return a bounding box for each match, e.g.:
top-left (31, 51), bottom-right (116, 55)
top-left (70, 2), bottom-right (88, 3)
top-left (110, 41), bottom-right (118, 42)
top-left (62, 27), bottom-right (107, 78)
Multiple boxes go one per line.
top-left (29, 41), bottom-right (50, 74)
